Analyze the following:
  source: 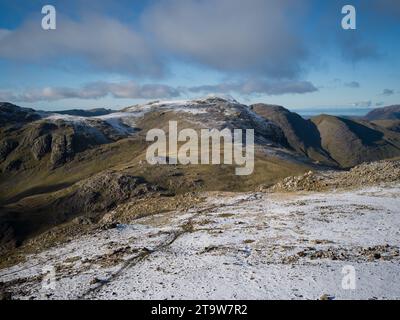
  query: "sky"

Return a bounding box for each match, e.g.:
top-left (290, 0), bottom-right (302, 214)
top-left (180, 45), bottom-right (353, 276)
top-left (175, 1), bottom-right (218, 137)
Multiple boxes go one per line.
top-left (0, 0), bottom-right (399, 111)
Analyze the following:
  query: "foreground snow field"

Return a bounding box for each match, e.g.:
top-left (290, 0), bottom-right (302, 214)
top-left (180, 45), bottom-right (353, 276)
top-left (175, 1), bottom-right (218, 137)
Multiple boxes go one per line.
top-left (1, 184), bottom-right (400, 300)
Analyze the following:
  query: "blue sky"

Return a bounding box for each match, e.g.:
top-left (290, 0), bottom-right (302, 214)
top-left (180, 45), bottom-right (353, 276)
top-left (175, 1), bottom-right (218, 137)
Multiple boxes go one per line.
top-left (0, 0), bottom-right (399, 111)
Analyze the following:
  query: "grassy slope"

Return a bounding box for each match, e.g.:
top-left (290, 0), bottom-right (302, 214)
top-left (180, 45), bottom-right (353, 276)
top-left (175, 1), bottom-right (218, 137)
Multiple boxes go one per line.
top-left (311, 115), bottom-right (400, 168)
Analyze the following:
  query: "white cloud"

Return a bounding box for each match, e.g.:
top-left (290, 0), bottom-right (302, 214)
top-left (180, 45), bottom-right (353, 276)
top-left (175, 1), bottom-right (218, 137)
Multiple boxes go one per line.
top-left (188, 79), bottom-right (318, 96)
top-left (0, 0), bottom-right (312, 80)
top-left (352, 101), bottom-right (372, 108)
top-left (142, 0), bottom-right (309, 78)
top-left (0, 82), bottom-right (181, 102)
top-left (0, 78), bottom-right (318, 103)
top-left (0, 15), bottom-right (163, 77)
top-left (0, 29), bottom-right (11, 40)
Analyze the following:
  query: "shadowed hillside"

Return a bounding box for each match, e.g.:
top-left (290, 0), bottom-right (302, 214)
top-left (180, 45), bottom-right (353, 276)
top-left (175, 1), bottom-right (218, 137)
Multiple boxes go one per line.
top-left (311, 115), bottom-right (400, 168)
top-left (365, 105), bottom-right (400, 121)
top-left (250, 104), bottom-right (337, 166)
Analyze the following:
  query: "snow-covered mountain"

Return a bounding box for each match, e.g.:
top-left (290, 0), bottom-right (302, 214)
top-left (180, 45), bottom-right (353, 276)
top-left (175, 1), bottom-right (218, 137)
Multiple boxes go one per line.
top-left (1, 97), bottom-right (400, 256)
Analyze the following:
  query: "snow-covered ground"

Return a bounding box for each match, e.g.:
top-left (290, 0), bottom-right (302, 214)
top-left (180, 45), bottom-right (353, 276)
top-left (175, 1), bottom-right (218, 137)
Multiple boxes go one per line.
top-left (37, 96), bottom-right (281, 141)
top-left (1, 184), bottom-right (399, 300)
top-left (41, 99), bottom-right (213, 135)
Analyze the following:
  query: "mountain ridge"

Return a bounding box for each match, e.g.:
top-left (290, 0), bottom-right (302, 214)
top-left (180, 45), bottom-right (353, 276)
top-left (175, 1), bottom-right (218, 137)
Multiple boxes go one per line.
top-left (1, 97), bottom-right (400, 252)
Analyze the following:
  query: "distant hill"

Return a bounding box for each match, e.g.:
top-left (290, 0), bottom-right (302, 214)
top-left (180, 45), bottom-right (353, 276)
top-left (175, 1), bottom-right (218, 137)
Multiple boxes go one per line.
top-left (311, 115), bottom-right (400, 168)
top-left (250, 104), bottom-right (337, 166)
top-left (249, 104), bottom-right (400, 168)
top-left (365, 105), bottom-right (400, 120)
top-left (52, 108), bottom-right (114, 117)
top-left (0, 102), bottom-right (41, 126)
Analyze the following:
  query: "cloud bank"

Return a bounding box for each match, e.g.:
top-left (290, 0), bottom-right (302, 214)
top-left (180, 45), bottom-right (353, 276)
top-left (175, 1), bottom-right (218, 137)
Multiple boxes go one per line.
top-left (0, 0), bottom-right (310, 79)
top-left (0, 0), bottom-right (396, 105)
top-left (0, 79), bottom-right (318, 103)
top-left (142, 0), bottom-right (308, 78)
top-left (0, 82), bottom-right (180, 102)
top-left (188, 80), bottom-right (318, 96)
top-left (0, 15), bottom-right (163, 76)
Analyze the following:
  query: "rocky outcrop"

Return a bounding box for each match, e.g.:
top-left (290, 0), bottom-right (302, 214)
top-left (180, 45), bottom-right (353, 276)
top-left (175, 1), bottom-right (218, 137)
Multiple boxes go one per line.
top-left (0, 171), bottom-right (160, 254)
top-left (4, 159), bottom-right (22, 172)
top-left (31, 134), bottom-right (52, 160)
top-left (333, 160), bottom-right (400, 186)
top-left (268, 170), bottom-right (325, 192)
top-left (50, 134), bottom-right (75, 168)
top-left (0, 221), bottom-right (16, 254)
top-left (0, 140), bottom-right (18, 162)
top-left (55, 171), bottom-right (159, 219)
top-left (269, 160), bottom-right (400, 192)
